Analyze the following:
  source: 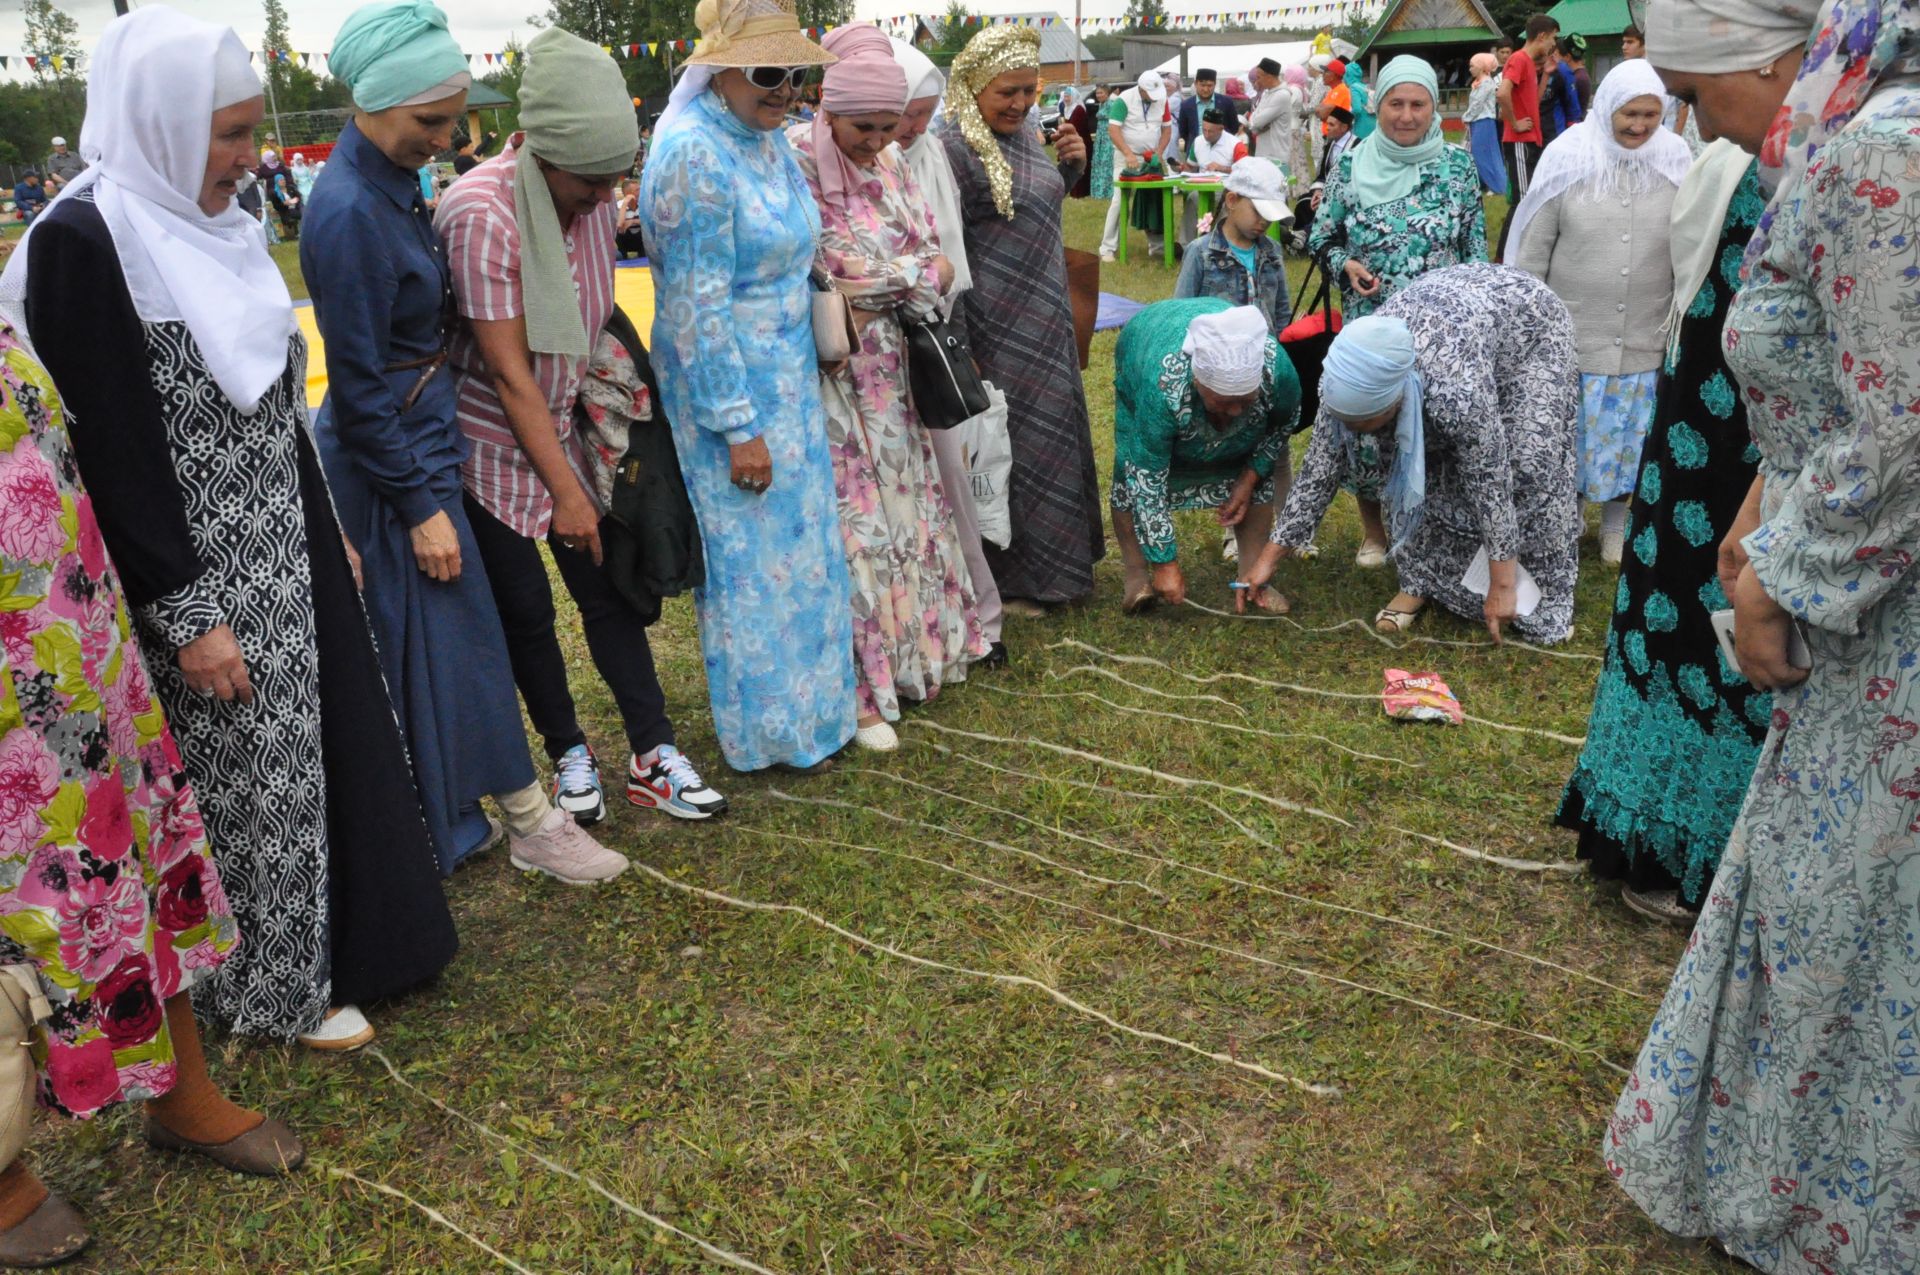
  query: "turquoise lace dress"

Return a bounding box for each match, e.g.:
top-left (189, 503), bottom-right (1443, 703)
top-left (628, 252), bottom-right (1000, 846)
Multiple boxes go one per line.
top-left (1555, 162), bottom-right (1770, 905)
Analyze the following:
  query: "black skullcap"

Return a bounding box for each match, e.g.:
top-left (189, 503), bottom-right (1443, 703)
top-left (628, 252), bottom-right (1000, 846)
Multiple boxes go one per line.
top-left (1257, 57), bottom-right (1281, 76)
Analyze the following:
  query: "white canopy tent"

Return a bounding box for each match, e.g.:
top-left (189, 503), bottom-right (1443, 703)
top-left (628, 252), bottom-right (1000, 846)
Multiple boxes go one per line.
top-left (1150, 40), bottom-right (1317, 82)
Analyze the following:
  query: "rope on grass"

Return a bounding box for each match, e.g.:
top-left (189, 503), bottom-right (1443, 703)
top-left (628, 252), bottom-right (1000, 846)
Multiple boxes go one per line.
top-left (911, 720), bottom-right (1577, 874)
top-left (328, 1167), bottom-right (541, 1275)
top-left (364, 1051), bottom-right (780, 1274)
top-left (624, 857), bottom-right (1335, 1094)
top-left (1047, 639), bottom-right (1588, 746)
top-left (737, 825), bottom-right (1629, 1076)
top-left (988, 682), bottom-right (1420, 767)
top-left (1038, 663), bottom-right (1253, 716)
top-left (1180, 600), bottom-right (1604, 662)
top-left (858, 763), bottom-right (1647, 1001)
top-left (766, 789), bottom-right (1167, 898)
top-left (912, 719), bottom-right (1353, 826)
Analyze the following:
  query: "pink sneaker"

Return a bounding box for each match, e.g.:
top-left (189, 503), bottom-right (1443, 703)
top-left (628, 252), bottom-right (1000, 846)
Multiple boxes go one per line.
top-left (508, 808), bottom-right (629, 885)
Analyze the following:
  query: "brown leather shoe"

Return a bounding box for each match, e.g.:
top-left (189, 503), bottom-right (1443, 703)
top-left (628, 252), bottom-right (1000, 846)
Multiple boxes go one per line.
top-left (0, 1193), bottom-right (89, 1268)
top-left (146, 1117), bottom-right (306, 1177)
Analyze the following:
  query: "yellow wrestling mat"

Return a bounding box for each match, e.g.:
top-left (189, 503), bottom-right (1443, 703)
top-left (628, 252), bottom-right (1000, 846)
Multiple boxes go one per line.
top-left (295, 265), bottom-right (657, 409)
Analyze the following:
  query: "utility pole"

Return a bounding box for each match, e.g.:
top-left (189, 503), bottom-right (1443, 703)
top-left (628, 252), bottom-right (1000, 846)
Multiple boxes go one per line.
top-left (1073, 0), bottom-right (1082, 85)
top-left (113, 1), bottom-right (129, 14)
top-left (263, 53), bottom-right (285, 144)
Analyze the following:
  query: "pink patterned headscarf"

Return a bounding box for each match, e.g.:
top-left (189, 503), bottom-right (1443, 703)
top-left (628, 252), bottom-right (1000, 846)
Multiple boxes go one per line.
top-left (1283, 63), bottom-right (1309, 90)
top-left (810, 23), bottom-right (908, 216)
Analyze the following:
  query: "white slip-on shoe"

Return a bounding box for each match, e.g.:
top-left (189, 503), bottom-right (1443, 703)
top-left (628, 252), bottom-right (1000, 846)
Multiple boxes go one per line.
top-left (854, 721), bottom-right (900, 752)
top-left (297, 1005), bottom-right (375, 1052)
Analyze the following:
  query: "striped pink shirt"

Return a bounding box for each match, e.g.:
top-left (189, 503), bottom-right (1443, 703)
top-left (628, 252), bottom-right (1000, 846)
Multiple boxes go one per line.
top-left (436, 137), bottom-right (616, 537)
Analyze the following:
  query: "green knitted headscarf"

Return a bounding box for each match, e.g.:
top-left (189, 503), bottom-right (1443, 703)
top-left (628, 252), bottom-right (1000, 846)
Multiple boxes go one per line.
top-left (515, 27), bottom-right (641, 356)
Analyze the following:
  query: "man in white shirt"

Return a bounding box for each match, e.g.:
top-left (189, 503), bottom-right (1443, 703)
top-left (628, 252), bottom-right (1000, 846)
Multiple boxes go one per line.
top-left (1099, 70), bottom-right (1173, 262)
top-left (1177, 107), bottom-right (1240, 245)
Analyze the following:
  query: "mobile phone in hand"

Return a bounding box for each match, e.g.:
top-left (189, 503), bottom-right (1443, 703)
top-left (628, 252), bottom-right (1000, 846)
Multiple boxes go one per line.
top-left (1710, 607), bottom-right (1811, 676)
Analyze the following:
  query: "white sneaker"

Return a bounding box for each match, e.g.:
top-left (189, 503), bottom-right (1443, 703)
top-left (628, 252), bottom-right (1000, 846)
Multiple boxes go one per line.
top-left (1600, 528), bottom-right (1625, 566)
top-left (551, 743), bottom-right (607, 826)
top-left (509, 808), bottom-right (630, 885)
top-left (628, 745), bottom-right (728, 820)
top-left (1099, 250), bottom-right (1116, 263)
top-left (297, 1005), bottom-right (375, 1052)
top-left (854, 721), bottom-right (900, 751)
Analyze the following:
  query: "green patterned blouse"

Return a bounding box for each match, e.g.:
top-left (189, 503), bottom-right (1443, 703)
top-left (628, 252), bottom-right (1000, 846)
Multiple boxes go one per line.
top-left (1309, 144), bottom-right (1489, 320)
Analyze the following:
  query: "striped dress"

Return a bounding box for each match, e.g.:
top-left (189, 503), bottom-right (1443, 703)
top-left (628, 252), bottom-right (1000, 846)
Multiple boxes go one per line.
top-left (938, 120), bottom-right (1105, 604)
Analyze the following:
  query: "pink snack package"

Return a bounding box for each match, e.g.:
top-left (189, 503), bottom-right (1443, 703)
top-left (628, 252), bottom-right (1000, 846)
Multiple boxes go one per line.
top-left (1382, 668), bottom-right (1464, 726)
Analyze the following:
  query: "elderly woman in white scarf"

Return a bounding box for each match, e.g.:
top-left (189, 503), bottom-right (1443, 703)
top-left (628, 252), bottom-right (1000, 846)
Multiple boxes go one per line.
top-left (1509, 59), bottom-right (1693, 565)
top-left (3, 3), bottom-right (457, 1052)
top-left (1239, 262), bottom-right (1582, 641)
top-left (1602, 0), bottom-right (1920, 1269)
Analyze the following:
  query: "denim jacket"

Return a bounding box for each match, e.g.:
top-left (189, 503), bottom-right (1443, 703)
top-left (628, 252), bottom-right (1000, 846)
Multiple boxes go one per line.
top-left (1172, 222), bottom-right (1292, 334)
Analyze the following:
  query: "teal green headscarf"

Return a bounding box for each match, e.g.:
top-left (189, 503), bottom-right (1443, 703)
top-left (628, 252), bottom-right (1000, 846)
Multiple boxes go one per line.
top-left (329, 0), bottom-right (469, 114)
top-left (1345, 61), bottom-right (1375, 139)
top-left (1346, 55), bottom-right (1443, 210)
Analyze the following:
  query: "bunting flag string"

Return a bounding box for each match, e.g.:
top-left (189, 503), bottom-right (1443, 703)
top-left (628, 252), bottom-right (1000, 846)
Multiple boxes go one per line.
top-left (1, 2), bottom-right (1394, 80)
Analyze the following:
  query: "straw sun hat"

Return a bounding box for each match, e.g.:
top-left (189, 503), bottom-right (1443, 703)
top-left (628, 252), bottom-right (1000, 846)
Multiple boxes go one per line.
top-left (686, 0), bottom-right (835, 69)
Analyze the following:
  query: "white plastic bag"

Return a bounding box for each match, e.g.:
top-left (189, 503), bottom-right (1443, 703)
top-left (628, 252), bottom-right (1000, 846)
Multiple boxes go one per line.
top-left (955, 382), bottom-right (1012, 549)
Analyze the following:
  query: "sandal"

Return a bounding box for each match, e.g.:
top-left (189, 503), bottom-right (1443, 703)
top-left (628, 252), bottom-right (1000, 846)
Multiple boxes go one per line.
top-left (1355, 540), bottom-right (1390, 569)
top-left (1247, 586), bottom-right (1290, 615)
top-left (1374, 604), bottom-right (1422, 634)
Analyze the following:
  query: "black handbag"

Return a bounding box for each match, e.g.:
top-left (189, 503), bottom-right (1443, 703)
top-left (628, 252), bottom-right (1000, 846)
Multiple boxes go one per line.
top-left (1277, 257), bottom-right (1342, 434)
top-left (905, 312), bottom-right (992, 431)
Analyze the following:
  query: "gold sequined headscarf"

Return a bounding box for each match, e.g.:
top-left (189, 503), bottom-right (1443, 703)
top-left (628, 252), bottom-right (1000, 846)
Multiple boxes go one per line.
top-left (945, 25), bottom-right (1041, 219)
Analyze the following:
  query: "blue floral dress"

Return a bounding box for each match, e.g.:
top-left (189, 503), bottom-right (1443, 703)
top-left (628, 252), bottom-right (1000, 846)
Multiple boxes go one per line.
top-left (1606, 89), bottom-right (1920, 1274)
top-left (640, 91), bottom-right (857, 772)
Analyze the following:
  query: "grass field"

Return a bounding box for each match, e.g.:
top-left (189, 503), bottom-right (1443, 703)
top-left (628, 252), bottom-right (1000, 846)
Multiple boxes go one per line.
top-left (33, 195), bottom-right (1740, 1274)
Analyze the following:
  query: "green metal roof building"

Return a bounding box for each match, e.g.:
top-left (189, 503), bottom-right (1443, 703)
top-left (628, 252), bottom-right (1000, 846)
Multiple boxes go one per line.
top-left (1357, 0), bottom-right (1505, 115)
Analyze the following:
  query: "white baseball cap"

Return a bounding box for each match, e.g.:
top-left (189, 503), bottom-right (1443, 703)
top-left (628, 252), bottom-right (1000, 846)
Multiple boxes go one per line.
top-left (1223, 156), bottom-right (1292, 225)
top-left (1136, 69), bottom-right (1167, 100)
top-left (50, 136), bottom-right (66, 146)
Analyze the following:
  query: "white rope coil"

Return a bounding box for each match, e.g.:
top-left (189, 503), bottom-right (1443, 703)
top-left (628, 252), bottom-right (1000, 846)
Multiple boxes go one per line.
top-left (1180, 599), bottom-right (1604, 662)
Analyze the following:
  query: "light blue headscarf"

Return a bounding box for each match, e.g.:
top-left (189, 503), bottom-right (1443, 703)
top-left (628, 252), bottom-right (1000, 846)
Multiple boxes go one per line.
top-left (1321, 315), bottom-right (1426, 551)
top-left (329, 1), bottom-right (470, 114)
top-left (1347, 55), bottom-right (1443, 209)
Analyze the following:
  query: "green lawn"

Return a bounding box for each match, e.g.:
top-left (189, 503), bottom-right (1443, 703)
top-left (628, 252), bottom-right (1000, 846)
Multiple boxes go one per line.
top-left (35, 195), bottom-right (1735, 1274)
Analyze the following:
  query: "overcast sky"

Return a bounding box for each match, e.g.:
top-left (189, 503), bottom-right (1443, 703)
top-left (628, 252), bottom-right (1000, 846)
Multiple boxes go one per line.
top-left (0, 0), bottom-right (1137, 72)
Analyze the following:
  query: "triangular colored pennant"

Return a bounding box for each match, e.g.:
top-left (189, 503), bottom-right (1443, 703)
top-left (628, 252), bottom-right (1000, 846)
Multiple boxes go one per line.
top-left (51, 54), bottom-right (64, 70)
top-left (26, 55), bottom-right (37, 69)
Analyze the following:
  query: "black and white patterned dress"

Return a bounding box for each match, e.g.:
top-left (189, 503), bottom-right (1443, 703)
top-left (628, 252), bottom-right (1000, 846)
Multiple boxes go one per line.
top-left (1272, 263), bottom-right (1583, 641)
top-left (24, 193), bottom-right (456, 1039)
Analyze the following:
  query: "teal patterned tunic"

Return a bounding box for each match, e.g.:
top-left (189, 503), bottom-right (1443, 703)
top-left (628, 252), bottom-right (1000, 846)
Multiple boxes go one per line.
top-left (1109, 298), bottom-right (1300, 565)
top-left (1308, 144), bottom-right (1488, 321)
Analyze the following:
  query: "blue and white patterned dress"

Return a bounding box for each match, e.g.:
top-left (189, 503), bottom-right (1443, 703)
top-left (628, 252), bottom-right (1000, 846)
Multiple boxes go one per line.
top-left (640, 90), bottom-right (856, 772)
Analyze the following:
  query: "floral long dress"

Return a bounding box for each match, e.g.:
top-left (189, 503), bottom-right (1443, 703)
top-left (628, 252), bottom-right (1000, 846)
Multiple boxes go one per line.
top-left (1605, 90), bottom-right (1920, 1274)
top-left (1309, 144), bottom-right (1488, 321)
top-left (788, 129), bottom-right (988, 723)
top-left (640, 91), bottom-right (857, 771)
top-left (0, 324), bottom-right (237, 1118)
top-left (1270, 264), bottom-right (1582, 642)
top-left (1557, 161), bottom-right (1771, 906)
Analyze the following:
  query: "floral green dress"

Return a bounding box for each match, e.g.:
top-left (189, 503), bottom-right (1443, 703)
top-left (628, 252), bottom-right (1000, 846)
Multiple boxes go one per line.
top-left (0, 323), bottom-right (237, 1119)
top-left (1605, 89), bottom-right (1920, 1274)
top-left (1109, 297), bottom-right (1300, 565)
top-left (1309, 144), bottom-right (1488, 322)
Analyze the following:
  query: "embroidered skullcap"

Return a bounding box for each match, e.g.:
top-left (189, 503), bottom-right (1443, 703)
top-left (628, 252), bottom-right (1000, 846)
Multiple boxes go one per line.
top-left (946, 24), bottom-right (1042, 219)
top-left (1184, 305), bottom-right (1270, 396)
top-left (328, 1), bottom-right (470, 113)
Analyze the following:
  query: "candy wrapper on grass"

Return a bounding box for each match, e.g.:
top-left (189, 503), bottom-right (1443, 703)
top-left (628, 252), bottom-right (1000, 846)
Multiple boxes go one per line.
top-left (1382, 669), bottom-right (1463, 726)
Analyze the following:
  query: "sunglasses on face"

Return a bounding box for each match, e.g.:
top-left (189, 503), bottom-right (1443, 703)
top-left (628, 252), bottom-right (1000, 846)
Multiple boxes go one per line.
top-left (745, 65), bottom-right (809, 91)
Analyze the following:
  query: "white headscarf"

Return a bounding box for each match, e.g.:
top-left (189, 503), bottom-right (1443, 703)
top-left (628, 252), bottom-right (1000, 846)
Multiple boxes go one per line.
top-left (892, 35), bottom-right (970, 309)
top-left (1644, 0), bottom-right (1821, 74)
top-left (1504, 59), bottom-right (1694, 264)
top-left (1184, 305), bottom-right (1269, 395)
top-left (0, 6), bottom-right (293, 413)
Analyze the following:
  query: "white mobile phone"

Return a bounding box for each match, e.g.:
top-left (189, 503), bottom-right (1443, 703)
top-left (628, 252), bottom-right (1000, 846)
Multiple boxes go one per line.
top-left (1710, 608), bottom-right (1811, 676)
